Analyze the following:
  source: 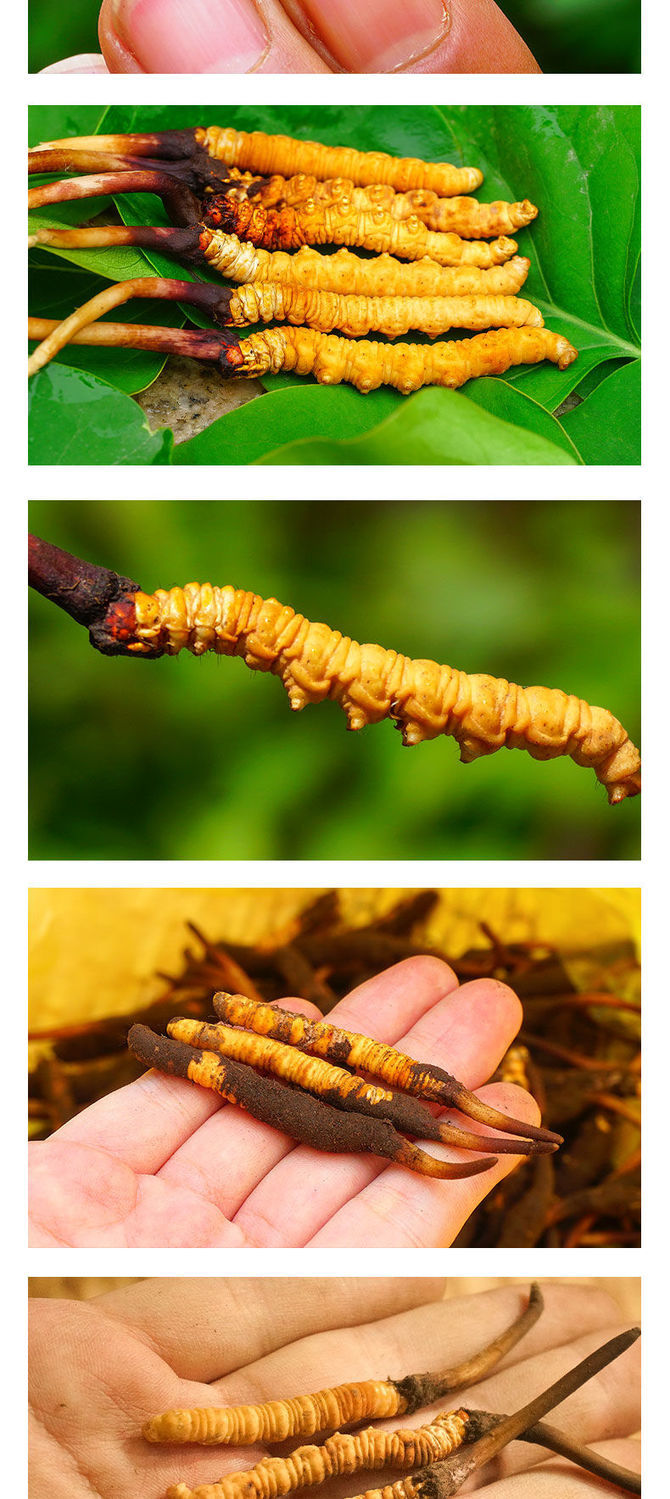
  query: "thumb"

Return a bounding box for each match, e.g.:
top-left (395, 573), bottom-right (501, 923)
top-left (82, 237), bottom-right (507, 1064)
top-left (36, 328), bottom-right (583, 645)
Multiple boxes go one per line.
top-left (41, 55), bottom-right (110, 73)
top-left (99, 0), bottom-right (540, 73)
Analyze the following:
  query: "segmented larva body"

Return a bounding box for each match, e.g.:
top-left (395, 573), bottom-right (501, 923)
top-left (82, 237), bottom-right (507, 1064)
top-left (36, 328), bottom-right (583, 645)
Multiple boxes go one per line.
top-left (164, 1411), bottom-right (470, 1499)
top-left (144, 1379), bottom-right (405, 1446)
top-left (226, 283), bottom-right (544, 338)
top-left (225, 326), bottom-right (576, 395)
top-left (196, 128), bottom-right (483, 196)
top-left (205, 196), bottom-right (517, 269)
top-left (247, 175), bottom-right (538, 239)
top-left (167, 1018), bottom-right (393, 1110)
top-left (128, 580), bottom-right (638, 801)
top-left (200, 232), bottom-right (531, 299)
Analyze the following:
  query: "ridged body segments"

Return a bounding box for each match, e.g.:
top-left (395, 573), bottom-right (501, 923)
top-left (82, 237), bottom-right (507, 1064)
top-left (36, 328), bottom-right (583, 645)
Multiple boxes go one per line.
top-left (206, 196), bottom-right (517, 269)
top-left (130, 581), bottom-right (638, 800)
top-left (227, 326), bottom-right (577, 395)
top-left (246, 174), bottom-right (537, 239)
top-left (197, 128), bottom-right (483, 196)
top-left (200, 234), bottom-right (532, 299)
top-left (167, 1018), bottom-right (395, 1110)
top-left (165, 1412), bottom-right (470, 1499)
top-left (144, 1379), bottom-right (404, 1445)
top-left (226, 284), bottom-right (544, 338)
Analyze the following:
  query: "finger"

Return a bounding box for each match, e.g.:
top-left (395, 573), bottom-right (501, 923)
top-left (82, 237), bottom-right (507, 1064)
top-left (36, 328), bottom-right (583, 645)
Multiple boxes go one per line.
top-left (98, 0), bottom-right (331, 73)
top-left (281, 0), bottom-right (540, 73)
top-left (157, 958), bottom-right (461, 1222)
top-left (235, 974), bottom-right (524, 1246)
top-left (46, 1064), bottom-right (224, 1172)
top-left (470, 1438), bottom-right (640, 1494)
top-left (100, 1277), bottom-right (445, 1381)
top-left (28, 1139), bottom-right (245, 1247)
top-left (40, 55), bottom-right (110, 72)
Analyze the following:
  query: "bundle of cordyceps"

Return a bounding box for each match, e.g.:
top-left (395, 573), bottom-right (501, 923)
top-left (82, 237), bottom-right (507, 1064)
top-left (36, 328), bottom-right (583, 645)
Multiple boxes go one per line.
top-left (28, 125), bottom-right (578, 394)
top-left (140, 1285), bottom-right (641, 1497)
top-left (28, 891), bottom-right (641, 1244)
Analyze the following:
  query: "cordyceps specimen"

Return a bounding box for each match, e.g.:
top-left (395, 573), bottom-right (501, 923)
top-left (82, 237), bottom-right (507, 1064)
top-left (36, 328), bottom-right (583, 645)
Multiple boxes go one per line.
top-left (145, 1286), bottom-right (544, 1445)
top-left (27, 124), bottom-right (579, 394)
top-left (142, 1289), bottom-right (641, 1498)
top-left (27, 538), bottom-right (641, 803)
top-left (127, 1024), bottom-right (492, 1181)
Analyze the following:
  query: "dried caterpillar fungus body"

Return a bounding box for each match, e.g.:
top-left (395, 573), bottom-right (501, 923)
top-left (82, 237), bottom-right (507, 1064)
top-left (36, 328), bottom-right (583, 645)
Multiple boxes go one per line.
top-left (221, 326), bottom-right (576, 395)
top-left (248, 175), bottom-right (538, 238)
top-left (112, 574), bottom-right (638, 803)
top-left (212, 995), bottom-right (560, 1147)
top-left (200, 234), bottom-right (532, 299)
top-left (145, 1380), bottom-right (413, 1447)
top-left (164, 1411), bottom-right (472, 1499)
top-left (35, 127), bottom-right (483, 196)
top-left (224, 283), bottom-right (544, 338)
top-left (127, 1025), bottom-right (495, 1181)
top-left (205, 196), bottom-right (517, 269)
top-left (145, 1287), bottom-right (543, 1448)
top-left (165, 1018), bottom-right (551, 1156)
top-left (197, 129), bottom-right (483, 197)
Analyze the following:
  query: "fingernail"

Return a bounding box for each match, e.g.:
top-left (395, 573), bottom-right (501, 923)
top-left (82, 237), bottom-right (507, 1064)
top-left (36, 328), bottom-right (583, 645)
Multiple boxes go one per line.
top-left (109, 0), bottom-right (270, 73)
top-left (286, 0), bottom-right (450, 72)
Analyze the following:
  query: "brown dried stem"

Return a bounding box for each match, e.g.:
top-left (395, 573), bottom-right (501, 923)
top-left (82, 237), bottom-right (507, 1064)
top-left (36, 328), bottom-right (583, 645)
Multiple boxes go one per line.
top-left (351, 1328), bottom-right (640, 1496)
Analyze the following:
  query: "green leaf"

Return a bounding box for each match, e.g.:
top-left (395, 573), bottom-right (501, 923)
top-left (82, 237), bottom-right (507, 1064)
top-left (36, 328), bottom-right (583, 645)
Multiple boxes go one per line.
top-left (560, 359), bottom-right (641, 464)
top-left (28, 104), bottom-right (641, 465)
top-left (29, 255), bottom-right (184, 395)
top-left (259, 387), bottom-right (577, 465)
top-left (28, 364), bottom-right (173, 465)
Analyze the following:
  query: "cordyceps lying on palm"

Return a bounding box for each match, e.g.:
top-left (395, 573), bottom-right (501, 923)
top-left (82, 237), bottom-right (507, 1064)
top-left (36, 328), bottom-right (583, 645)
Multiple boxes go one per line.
top-left (127, 992), bottom-right (562, 1179)
top-left (27, 124), bottom-right (578, 394)
top-left (140, 1286), bottom-right (641, 1497)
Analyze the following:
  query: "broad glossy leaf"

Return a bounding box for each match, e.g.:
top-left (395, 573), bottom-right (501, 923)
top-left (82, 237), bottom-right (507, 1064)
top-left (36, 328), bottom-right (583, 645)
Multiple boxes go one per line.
top-left (29, 256), bottom-right (183, 394)
top-left (28, 104), bottom-right (641, 465)
top-left (252, 386), bottom-right (577, 465)
top-left (29, 364), bottom-right (173, 465)
top-left (560, 359), bottom-right (641, 464)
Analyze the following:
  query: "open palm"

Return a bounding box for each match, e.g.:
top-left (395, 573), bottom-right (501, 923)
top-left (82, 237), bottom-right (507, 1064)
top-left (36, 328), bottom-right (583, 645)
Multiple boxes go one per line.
top-left (29, 956), bottom-right (550, 1248)
top-left (29, 1279), bottom-right (640, 1499)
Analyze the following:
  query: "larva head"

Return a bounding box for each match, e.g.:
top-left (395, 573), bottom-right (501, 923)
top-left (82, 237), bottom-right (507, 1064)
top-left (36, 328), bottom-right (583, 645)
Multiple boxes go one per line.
top-left (203, 194), bottom-right (258, 238)
top-left (90, 590), bottom-right (165, 658)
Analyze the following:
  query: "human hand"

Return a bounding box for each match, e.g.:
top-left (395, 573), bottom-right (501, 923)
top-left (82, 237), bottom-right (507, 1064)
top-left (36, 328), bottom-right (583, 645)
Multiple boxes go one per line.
top-left (42, 0), bottom-right (540, 74)
top-left (29, 1278), bottom-right (640, 1498)
top-left (30, 956), bottom-right (544, 1247)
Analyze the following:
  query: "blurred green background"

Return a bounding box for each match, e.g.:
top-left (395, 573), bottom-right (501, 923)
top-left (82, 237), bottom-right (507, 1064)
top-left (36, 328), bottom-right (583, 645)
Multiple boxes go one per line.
top-left (29, 0), bottom-right (641, 73)
top-left (29, 500), bottom-right (640, 861)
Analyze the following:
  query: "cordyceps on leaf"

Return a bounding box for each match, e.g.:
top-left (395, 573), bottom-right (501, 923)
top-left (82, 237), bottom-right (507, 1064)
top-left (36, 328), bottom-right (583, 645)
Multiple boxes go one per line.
top-left (31, 125), bottom-right (485, 195)
top-left (145, 1286), bottom-right (544, 1445)
top-left (27, 124), bottom-right (578, 397)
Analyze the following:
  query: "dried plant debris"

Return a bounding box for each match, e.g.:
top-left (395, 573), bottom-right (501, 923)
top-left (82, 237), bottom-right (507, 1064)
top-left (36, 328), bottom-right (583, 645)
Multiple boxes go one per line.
top-left (29, 890), bottom-right (640, 1247)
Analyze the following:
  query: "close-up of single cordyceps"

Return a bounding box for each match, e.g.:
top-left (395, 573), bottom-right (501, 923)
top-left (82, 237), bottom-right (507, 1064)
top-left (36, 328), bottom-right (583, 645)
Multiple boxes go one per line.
top-left (28, 889), bottom-right (641, 1247)
top-left (28, 537), bottom-right (641, 803)
top-left (139, 1287), bottom-right (641, 1497)
top-left (27, 123), bottom-right (579, 395)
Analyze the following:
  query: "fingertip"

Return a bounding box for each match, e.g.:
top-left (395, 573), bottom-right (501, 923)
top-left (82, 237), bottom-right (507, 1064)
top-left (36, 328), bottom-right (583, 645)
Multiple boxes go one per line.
top-left (40, 54), bottom-right (109, 73)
